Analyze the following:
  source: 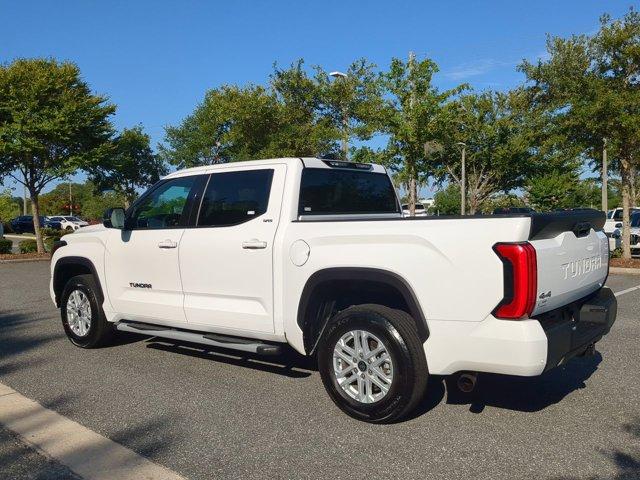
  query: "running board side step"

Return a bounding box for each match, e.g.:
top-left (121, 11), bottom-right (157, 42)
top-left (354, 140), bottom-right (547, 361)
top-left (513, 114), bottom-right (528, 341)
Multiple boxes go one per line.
top-left (115, 321), bottom-right (283, 355)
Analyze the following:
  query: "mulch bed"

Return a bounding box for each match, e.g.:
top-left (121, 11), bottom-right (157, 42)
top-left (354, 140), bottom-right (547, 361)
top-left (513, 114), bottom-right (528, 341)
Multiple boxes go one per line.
top-left (609, 258), bottom-right (640, 269)
top-left (0, 253), bottom-right (51, 262)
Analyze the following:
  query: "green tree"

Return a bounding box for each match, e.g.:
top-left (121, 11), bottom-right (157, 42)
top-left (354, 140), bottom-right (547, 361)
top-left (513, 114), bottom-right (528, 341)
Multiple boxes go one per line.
top-left (0, 59), bottom-right (115, 252)
top-left (89, 126), bottom-right (167, 208)
top-left (432, 184), bottom-right (461, 215)
top-left (39, 181), bottom-right (127, 221)
top-left (161, 59), bottom-right (386, 168)
top-left (435, 90), bottom-right (536, 214)
top-left (315, 59), bottom-right (386, 158)
top-left (382, 55), bottom-right (463, 216)
top-left (520, 9), bottom-right (640, 258)
top-left (160, 85), bottom-right (280, 168)
top-left (0, 188), bottom-right (19, 225)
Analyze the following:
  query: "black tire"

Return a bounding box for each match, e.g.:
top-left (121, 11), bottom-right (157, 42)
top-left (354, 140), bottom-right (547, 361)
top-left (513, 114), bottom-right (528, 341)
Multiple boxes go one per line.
top-left (317, 304), bottom-right (428, 423)
top-left (60, 274), bottom-right (114, 348)
top-left (65, 226), bottom-right (73, 232)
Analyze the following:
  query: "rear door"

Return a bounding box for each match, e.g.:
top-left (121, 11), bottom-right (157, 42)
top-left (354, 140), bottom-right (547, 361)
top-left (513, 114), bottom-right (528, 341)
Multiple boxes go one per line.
top-left (179, 164), bottom-right (286, 334)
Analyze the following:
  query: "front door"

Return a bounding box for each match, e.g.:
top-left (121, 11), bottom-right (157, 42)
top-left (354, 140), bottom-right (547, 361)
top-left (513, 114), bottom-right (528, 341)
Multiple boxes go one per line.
top-left (180, 165), bottom-right (286, 334)
top-left (105, 175), bottom-right (202, 324)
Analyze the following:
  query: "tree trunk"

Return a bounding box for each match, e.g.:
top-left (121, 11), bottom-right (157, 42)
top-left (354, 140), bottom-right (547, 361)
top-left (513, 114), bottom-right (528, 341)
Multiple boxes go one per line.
top-left (631, 164), bottom-right (637, 207)
top-left (30, 192), bottom-right (46, 254)
top-left (620, 158), bottom-right (632, 260)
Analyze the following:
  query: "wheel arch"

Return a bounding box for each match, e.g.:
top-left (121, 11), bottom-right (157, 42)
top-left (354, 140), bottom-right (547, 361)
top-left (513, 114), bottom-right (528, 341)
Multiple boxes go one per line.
top-left (296, 267), bottom-right (429, 355)
top-left (53, 256), bottom-right (104, 307)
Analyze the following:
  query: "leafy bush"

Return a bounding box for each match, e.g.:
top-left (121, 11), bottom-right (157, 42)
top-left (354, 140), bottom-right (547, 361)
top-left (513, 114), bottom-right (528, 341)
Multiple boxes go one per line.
top-left (610, 248), bottom-right (623, 259)
top-left (19, 239), bottom-right (37, 253)
top-left (0, 237), bottom-right (12, 254)
top-left (41, 227), bottom-right (61, 237)
top-left (44, 236), bottom-right (61, 252)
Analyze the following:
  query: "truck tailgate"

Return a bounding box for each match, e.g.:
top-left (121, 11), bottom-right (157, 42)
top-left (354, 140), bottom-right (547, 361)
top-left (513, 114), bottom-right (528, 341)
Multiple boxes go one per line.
top-left (530, 213), bottom-right (609, 316)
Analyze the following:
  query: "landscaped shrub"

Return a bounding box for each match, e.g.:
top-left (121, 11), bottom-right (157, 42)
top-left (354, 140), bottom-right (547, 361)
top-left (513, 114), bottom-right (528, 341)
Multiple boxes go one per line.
top-left (44, 236), bottom-right (61, 252)
top-left (611, 248), bottom-right (623, 259)
top-left (19, 239), bottom-right (38, 253)
top-left (41, 227), bottom-right (61, 237)
top-left (0, 237), bottom-right (12, 254)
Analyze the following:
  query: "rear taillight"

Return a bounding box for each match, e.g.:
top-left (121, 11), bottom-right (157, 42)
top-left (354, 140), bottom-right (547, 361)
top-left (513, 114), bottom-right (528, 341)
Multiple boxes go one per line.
top-left (492, 242), bottom-right (537, 319)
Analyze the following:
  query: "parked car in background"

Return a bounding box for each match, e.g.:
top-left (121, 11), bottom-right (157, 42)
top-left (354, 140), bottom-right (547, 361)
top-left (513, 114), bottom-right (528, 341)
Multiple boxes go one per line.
top-left (604, 207), bottom-right (640, 249)
top-left (402, 203), bottom-right (427, 216)
top-left (11, 215), bottom-right (62, 233)
top-left (46, 216), bottom-right (89, 231)
top-left (611, 211), bottom-right (640, 255)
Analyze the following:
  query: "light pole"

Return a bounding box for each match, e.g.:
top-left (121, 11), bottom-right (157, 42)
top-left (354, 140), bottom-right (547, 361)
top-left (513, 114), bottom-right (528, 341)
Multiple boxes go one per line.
top-left (456, 142), bottom-right (466, 215)
top-left (329, 71), bottom-right (348, 159)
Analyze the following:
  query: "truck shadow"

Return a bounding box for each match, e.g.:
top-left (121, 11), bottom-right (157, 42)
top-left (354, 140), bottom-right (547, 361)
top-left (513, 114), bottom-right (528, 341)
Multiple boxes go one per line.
top-left (445, 352), bottom-right (602, 414)
top-left (408, 352), bottom-right (603, 420)
top-left (145, 340), bottom-right (316, 378)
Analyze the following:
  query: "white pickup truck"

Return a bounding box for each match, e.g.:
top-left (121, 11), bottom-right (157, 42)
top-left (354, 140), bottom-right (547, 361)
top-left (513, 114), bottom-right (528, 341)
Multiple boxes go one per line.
top-left (50, 158), bottom-right (616, 423)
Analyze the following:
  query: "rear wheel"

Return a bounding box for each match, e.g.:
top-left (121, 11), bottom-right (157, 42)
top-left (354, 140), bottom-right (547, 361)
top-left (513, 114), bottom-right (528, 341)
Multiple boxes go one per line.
top-left (317, 304), bottom-right (428, 423)
top-left (61, 274), bottom-right (114, 348)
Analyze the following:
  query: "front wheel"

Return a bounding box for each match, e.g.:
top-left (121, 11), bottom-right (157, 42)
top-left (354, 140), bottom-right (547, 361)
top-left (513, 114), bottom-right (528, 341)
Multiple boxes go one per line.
top-left (61, 274), bottom-right (114, 348)
top-left (317, 304), bottom-right (428, 423)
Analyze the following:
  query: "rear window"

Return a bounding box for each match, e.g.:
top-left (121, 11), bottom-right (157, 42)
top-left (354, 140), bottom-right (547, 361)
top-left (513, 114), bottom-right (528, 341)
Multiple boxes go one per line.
top-left (299, 168), bottom-right (399, 216)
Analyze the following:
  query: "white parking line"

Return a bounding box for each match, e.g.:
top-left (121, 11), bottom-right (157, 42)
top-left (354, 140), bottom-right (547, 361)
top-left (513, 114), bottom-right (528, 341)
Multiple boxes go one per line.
top-left (0, 382), bottom-right (185, 480)
top-left (614, 284), bottom-right (640, 297)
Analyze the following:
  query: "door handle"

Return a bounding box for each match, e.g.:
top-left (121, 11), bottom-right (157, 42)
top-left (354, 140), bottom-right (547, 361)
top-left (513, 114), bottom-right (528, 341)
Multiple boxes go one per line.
top-left (242, 239), bottom-right (267, 250)
top-left (158, 239), bottom-right (178, 249)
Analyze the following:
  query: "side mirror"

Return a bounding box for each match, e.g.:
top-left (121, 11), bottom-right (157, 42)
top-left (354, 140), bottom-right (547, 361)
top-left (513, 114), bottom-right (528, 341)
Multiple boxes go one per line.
top-left (103, 208), bottom-right (126, 229)
top-left (615, 222), bottom-right (623, 228)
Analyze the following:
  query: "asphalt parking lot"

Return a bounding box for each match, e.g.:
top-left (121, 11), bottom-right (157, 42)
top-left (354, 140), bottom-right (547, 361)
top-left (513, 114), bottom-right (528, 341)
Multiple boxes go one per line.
top-left (0, 261), bottom-right (639, 480)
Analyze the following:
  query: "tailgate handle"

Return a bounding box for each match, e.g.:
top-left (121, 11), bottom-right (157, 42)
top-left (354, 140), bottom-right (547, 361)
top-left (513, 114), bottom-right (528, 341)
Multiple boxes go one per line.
top-left (573, 222), bottom-right (591, 238)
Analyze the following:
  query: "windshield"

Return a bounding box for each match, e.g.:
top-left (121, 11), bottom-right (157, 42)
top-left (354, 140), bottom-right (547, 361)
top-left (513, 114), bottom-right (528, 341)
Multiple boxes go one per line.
top-left (631, 214), bottom-right (640, 228)
top-left (64, 217), bottom-right (81, 222)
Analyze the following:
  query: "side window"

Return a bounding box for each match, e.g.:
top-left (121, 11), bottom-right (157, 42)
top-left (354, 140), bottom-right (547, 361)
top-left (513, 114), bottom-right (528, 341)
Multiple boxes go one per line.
top-left (197, 169), bottom-right (274, 227)
top-left (128, 176), bottom-right (198, 229)
top-left (613, 210), bottom-right (623, 221)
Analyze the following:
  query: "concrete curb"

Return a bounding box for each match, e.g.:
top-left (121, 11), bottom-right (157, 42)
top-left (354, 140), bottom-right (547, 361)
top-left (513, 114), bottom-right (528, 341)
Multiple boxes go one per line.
top-left (0, 383), bottom-right (186, 480)
top-left (0, 256), bottom-right (50, 264)
top-left (609, 266), bottom-right (640, 275)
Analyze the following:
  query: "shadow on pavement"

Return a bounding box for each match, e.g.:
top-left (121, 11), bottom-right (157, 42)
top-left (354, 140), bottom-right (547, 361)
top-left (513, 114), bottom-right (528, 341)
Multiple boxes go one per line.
top-left (552, 417), bottom-right (640, 480)
top-left (407, 351), bottom-right (603, 421)
top-left (0, 309), bottom-right (65, 376)
top-left (444, 351), bottom-right (602, 413)
top-left (146, 339), bottom-right (316, 378)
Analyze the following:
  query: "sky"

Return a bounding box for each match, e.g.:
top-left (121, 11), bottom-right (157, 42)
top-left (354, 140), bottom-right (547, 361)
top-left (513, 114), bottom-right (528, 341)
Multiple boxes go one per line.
top-left (0, 0), bottom-right (636, 195)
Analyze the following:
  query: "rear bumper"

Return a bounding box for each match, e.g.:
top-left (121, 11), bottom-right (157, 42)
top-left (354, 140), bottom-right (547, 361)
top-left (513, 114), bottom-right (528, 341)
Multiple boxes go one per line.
top-left (539, 287), bottom-right (617, 372)
top-left (423, 287), bottom-right (617, 376)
